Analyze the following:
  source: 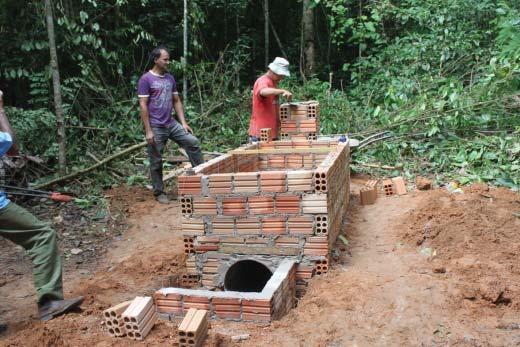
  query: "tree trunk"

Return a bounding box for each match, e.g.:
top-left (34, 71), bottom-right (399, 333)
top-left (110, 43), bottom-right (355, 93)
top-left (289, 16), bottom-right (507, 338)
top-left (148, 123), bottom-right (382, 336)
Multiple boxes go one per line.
top-left (264, 0), bottom-right (269, 66)
top-left (302, 0), bottom-right (316, 77)
top-left (183, 0), bottom-right (188, 105)
top-left (44, 0), bottom-right (66, 173)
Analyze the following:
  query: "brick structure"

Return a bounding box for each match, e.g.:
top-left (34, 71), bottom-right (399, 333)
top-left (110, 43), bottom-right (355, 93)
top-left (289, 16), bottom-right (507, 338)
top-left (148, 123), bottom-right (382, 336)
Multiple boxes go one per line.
top-left (155, 138), bottom-right (350, 322)
top-left (155, 260), bottom-right (297, 323)
top-left (279, 101), bottom-right (319, 141)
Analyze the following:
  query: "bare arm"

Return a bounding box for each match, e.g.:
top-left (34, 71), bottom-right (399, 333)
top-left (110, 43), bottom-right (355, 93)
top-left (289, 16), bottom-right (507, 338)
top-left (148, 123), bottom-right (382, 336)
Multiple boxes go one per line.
top-left (139, 97), bottom-right (155, 145)
top-left (259, 87), bottom-right (292, 101)
top-left (173, 94), bottom-right (193, 133)
top-left (0, 91), bottom-right (19, 155)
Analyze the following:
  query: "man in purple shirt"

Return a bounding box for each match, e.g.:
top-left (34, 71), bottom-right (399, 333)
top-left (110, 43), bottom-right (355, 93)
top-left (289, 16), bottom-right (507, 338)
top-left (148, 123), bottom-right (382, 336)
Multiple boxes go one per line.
top-left (138, 46), bottom-right (203, 203)
top-left (0, 91), bottom-right (83, 328)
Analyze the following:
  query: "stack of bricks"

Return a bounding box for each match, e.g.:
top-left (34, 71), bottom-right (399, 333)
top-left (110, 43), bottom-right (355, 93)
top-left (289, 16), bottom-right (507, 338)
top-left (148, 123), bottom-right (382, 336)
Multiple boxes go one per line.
top-left (155, 260), bottom-right (297, 323)
top-left (260, 128), bottom-right (272, 142)
top-left (122, 296), bottom-right (157, 340)
top-left (279, 101), bottom-right (319, 141)
top-left (178, 308), bottom-right (209, 347)
top-left (103, 301), bottom-right (132, 338)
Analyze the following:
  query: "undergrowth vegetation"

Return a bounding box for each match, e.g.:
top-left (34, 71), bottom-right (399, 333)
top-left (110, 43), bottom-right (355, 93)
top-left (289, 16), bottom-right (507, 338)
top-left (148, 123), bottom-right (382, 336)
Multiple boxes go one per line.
top-left (1, 0), bottom-right (518, 190)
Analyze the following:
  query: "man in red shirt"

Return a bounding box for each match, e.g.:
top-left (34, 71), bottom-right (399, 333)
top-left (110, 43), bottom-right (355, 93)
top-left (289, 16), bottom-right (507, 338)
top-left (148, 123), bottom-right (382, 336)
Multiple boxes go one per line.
top-left (249, 57), bottom-right (293, 141)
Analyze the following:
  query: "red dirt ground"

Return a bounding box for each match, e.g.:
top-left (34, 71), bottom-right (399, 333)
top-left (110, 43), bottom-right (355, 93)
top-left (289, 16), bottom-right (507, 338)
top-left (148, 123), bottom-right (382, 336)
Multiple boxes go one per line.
top-left (1, 179), bottom-right (519, 346)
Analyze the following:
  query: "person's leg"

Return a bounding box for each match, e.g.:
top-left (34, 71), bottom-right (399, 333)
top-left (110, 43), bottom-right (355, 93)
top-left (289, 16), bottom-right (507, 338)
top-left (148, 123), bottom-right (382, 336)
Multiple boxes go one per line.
top-left (147, 126), bottom-right (170, 196)
top-left (0, 202), bottom-right (84, 321)
top-left (0, 202), bottom-right (63, 303)
top-left (168, 122), bottom-right (204, 167)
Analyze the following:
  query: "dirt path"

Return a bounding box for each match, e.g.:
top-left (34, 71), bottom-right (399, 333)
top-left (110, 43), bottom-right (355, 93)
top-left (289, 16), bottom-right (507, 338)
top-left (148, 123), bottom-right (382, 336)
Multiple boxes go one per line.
top-left (238, 181), bottom-right (520, 346)
top-left (238, 185), bottom-right (448, 346)
top-left (1, 181), bottom-right (519, 346)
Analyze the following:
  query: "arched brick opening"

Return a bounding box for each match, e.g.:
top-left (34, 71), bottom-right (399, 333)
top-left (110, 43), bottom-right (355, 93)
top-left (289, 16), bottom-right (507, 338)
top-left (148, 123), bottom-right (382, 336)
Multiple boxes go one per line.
top-left (224, 260), bottom-right (272, 292)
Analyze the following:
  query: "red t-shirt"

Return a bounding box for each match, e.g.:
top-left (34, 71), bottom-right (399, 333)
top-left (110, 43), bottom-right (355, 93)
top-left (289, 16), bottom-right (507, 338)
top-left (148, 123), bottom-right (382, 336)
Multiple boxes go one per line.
top-left (249, 74), bottom-right (278, 139)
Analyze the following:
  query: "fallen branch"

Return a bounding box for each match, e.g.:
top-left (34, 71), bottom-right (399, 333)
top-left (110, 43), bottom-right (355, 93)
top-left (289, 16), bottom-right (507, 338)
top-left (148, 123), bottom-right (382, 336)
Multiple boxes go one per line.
top-left (163, 167), bottom-right (188, 183)
top-left (353, 163), bottom-right (400, 170)
top-left (87, 151), bottom-right (126, 177)
top-left (135, 156), bottom-right (189, 163)
top-left (203, 151), bottom-right (225, 156)
top-left (33, 141), bottom-right (147, 189)
top-left (66, 125), bottom-right (108, 131)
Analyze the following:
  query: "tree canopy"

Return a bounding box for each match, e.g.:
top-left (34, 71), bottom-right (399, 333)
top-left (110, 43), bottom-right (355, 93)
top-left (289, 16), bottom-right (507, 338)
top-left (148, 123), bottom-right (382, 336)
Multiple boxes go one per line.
top-left (0, 0), bottom-right (518, 189)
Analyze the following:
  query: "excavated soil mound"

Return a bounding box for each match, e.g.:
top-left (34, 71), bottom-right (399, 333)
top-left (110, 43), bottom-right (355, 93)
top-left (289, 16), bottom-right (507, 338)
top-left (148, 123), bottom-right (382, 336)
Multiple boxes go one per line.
top-left (402, 184), bottom-right (520, 309)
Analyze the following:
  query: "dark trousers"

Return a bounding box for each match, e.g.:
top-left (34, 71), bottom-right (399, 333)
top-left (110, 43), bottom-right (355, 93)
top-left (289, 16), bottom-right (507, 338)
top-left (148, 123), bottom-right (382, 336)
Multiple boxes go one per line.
top-left (0, 202), bottom-right (63, 303)
top-left (148, 122), bottom-right (204, 195)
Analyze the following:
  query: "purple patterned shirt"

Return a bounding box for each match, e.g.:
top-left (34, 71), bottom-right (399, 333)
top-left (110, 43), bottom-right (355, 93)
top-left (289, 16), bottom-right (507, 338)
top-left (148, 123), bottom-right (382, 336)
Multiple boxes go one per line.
top-left (137, 71), bottom-right (178, 127)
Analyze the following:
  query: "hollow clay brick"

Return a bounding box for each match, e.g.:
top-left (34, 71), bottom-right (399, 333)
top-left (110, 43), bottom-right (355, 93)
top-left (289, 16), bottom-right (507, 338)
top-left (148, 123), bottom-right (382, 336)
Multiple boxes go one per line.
top-left (186, 309), bottom-right (208, 338)
top-left (194, 244), bottom-right (219, 252)
top-left (242, 299), bottom-right (272, 307)
top-left (155, 299), bottom-right (182, 307)
top-left (242, 313), bottom-right (271, 322)
top-left (383, 179), bottom-right (394, 196)
top-left (248, 196), bottom-right (275, 214)
top-left (178, 308), bottom-right (198, 335)
top-left (122, 297), bottom-right (153, 324)
top-left (184, 296), bottom-right (210, 304)
top-left (260, 171), bottom-right (286, 180)
top-left (183, 302), bottom-right (211, 311)
top-left (242, 306), bottom-right (271, 314)
top-left (154, 292), bottom-right (182, 301)
top-left (275, 195), bottom-right (300, 213)
top-left (215, 311), bottom-right (241, 319)
top-left (212, 304), bottom-right (241, 312)
top-left (359, 183), bottom-right (377, 205)
top-left (132, 305), bottom-right (156, 331)
top-left (391, 176), bottom-right (407, 195)
top-left (103, 300), bottom-right (132, 319)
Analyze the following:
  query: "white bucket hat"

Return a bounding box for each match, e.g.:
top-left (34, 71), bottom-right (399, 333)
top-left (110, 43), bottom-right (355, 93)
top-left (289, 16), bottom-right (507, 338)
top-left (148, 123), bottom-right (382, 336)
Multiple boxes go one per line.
top-left (268, 57), bottom-right (290, 77)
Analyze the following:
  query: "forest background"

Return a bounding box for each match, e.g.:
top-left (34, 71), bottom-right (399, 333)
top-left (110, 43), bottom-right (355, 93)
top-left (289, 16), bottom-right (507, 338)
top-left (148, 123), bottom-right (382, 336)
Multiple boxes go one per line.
top-left (0, 0), bottom-right (518, 192)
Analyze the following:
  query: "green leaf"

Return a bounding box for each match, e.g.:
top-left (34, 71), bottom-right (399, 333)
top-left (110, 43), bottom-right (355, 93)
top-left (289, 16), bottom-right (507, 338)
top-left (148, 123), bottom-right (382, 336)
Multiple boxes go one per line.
top-left (80, 11), bottom-right (88, 24)
top-left (364, 22), bottom-right (376, 32)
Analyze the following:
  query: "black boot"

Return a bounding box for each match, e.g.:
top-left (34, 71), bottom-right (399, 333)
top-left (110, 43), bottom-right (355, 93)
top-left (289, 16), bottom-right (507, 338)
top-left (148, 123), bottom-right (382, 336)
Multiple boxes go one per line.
top-left (38, 296), bottom-right (84, 321)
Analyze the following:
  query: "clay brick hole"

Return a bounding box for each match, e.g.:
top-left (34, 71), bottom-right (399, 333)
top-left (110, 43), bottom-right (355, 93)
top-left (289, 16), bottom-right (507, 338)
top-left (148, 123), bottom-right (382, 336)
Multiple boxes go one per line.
top-left (224, 260), bottom-right (272, 292)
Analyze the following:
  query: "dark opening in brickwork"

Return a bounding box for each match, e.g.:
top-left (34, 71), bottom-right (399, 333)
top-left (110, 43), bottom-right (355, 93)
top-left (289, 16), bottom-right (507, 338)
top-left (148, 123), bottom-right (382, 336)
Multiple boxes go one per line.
top-left (224, 260), bottom-right (272, 292)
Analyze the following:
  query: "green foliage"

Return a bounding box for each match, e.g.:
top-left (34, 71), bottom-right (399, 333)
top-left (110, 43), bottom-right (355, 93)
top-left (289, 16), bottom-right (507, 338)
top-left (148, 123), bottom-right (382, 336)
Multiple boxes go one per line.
top-left (6, 107), bottom-right (57, 159)
top-left (334, 0), bottom-right (520, 187)
top-left (126, 174), bottom-right (148, 186)
top-left (0, 0), bottom-right (518, 190)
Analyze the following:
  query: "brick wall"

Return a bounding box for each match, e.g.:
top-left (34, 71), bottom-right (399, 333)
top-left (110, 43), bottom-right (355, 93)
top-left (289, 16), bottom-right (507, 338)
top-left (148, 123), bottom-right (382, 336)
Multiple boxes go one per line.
top-left (177, 140), bottom-right (348, 287)
top-left (155, 260), bottom-right (296, 322)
